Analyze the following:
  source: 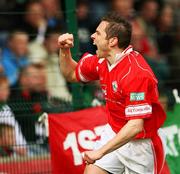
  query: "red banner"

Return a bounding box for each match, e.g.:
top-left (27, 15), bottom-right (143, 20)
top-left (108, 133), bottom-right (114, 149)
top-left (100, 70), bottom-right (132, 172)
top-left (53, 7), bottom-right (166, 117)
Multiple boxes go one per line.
top-left (48, 106), bottom-right (170, 174)
top-left (48, 106), bottom-right (107, 174)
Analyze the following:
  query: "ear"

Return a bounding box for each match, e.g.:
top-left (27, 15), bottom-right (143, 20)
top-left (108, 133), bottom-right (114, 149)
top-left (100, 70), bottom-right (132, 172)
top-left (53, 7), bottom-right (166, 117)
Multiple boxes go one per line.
top-left (109, 37), bottom-right (118, 47)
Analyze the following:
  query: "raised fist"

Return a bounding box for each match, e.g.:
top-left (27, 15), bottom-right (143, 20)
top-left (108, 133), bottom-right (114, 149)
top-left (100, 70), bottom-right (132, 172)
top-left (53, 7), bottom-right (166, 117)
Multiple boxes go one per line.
top-left (58, 33), bottom-right (74, 49)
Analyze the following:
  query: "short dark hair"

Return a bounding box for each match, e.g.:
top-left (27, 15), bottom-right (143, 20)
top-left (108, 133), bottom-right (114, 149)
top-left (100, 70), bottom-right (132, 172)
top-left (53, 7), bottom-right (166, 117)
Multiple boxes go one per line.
top-left (102, 12), bottom-right (132, 49)
top-left (8, 30), bottom-right (28, 41)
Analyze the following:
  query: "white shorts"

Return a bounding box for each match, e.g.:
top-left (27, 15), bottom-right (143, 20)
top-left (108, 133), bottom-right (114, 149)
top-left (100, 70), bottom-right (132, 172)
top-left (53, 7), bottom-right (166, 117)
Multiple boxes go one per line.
top-left (94, 124), bottom-right (155, 174)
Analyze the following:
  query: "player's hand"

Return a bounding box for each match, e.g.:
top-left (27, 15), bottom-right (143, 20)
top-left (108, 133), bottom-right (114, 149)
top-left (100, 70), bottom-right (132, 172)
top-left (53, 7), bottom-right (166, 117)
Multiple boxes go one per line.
top-left (58, 33), bottom-right (74, 49)
top-left (82, 150), bottom-right (103, 165)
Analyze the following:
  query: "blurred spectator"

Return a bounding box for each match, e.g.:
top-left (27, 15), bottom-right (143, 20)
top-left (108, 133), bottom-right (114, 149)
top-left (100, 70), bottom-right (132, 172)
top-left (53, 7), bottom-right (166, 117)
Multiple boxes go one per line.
top-left (9, 63), bottom-right (48, 145)
top-left (28, 29), bottom-right (72, 101)
top-left (132, 0), bottom-right (159, 58)
top-left (0, 75), bottom-right (27, 157)
top-left (40, 0), bottom-right (66, 31)
top-left (9, 63), bottom-right (72, 154)
top-left (155, 4), bottom-right (175, 91)
top-left (111, 0), bottom-right (135, 20)
top-left (131, 20), bottom-right (150, 55)
top-left (1, 31), bottom-right (29, 87)
top-left (164, 0), bottom-right (180, 28)
top-left (156, 4), bottom-right (175, 57)
top-left (89, 0), bottom-right (109, 27)
top-left (170, 26), bottom-right (180, 91)
top-left (77, 0), bottom-right (95, 54)
top-left (155, 4), bottom-right (177, 109)
top-left (21, 0), bottom-right (47, 43)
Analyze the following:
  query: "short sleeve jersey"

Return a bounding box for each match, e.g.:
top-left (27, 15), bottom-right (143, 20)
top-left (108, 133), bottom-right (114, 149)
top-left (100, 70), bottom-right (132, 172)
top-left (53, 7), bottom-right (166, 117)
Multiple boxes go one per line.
top-left (75, 46), bottom-right (166, 138)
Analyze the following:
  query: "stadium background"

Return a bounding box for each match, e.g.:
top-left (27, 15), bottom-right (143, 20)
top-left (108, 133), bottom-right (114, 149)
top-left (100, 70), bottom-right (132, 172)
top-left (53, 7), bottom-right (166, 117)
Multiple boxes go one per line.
top-left (0, 0), bottom-right (179, 173)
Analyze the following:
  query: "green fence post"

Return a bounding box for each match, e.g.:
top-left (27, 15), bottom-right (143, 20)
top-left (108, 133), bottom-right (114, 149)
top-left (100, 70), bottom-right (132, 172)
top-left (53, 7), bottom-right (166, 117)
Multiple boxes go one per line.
top-left (64, 0), bottom-right (83, 110)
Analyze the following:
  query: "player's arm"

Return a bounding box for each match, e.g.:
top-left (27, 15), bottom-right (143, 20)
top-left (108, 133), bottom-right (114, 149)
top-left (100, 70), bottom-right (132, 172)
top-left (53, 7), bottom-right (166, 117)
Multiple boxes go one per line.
top-left (99, 118), bottom-right (144, 154)
top-left (58, 33), bottom-right (78, 82)
top-left (83, 119), bottom-right (144, 164)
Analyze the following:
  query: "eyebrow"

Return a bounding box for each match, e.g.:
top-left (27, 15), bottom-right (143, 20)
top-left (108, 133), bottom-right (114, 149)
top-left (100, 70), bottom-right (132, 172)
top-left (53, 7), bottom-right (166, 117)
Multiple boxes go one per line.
top-left (96, 30), bottom-right (100, 34)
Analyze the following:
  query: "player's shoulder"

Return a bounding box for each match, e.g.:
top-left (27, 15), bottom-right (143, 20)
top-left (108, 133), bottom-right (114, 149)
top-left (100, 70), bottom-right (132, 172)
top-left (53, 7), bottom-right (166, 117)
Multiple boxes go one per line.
top-left (130, 51), bottom-right (154, 73)
top-left (81, 52), bottom-right (97, 59)
top-left (81, 53), bottom-right (106, 64)
top-left (129, 50), bottom-right (146, 65)
top-left (127, 51), bottom-right (157, 82)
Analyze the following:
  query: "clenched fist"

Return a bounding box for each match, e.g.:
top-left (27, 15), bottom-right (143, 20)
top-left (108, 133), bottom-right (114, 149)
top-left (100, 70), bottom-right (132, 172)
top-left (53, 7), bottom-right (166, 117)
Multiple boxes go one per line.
top-left (58, 33), bottom-right (74, 49)
top-left (82, 150), bottom-right (103, 165)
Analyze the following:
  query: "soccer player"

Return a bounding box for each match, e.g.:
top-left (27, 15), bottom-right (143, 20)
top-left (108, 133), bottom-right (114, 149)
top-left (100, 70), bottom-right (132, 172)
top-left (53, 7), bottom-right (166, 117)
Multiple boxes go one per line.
top-left (58, 12), bottom-right (166, 174)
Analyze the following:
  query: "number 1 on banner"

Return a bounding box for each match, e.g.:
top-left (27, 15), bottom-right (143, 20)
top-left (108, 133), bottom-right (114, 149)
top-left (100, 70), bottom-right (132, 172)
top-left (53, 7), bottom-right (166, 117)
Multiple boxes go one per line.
top-left (63, 125), bottom-right (106, 166)
top-left (63, 132), bottom-right (83, 165)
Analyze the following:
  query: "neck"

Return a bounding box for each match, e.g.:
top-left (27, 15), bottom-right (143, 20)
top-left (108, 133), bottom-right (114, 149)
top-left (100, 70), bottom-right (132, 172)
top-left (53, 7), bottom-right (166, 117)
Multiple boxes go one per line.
top-left (106, 48), bottom-right (124, 65)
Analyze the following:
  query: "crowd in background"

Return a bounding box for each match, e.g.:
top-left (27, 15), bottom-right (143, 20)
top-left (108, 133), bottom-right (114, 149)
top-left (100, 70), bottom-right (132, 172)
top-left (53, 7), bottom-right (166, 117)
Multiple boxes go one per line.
top-left (0, 0), bottom-right (179, 158)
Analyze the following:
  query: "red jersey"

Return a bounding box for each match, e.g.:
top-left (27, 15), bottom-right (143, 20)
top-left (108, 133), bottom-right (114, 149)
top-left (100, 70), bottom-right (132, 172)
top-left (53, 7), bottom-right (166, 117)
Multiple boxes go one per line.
top-left (75, 45), bottom-right (166, 139)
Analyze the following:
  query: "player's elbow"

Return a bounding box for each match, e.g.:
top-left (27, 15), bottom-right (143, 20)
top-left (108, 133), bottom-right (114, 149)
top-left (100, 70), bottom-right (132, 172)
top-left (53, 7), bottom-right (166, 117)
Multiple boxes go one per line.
top-left (134, 124), bottom-right (144, 135)
top-left (128, 119), bottom-right (144, 135)
top-left (65, 71), bottom-right (78, 82)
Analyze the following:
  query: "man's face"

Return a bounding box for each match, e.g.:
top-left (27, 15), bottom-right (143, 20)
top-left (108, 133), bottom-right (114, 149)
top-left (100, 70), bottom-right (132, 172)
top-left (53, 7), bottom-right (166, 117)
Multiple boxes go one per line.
top-left (21, 66), bottom-right (46, 92)
top-left (25, 2), bottom-right (45, 27)
top-left (142, 1), bottom-right (158, 22)
top-left (91, 21), bottom-right (110, 58)
top-left (9, 33), bottom-right (29, 57)
top-left (0, 82), bottom-right (9, 102)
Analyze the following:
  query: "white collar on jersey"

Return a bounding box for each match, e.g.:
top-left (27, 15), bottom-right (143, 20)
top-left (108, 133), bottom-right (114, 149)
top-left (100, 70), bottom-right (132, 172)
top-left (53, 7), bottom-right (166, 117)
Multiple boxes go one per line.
top-left (115, 45), bottom-right (133, 62)
top-left (107, 45), bottom-right (133, 71)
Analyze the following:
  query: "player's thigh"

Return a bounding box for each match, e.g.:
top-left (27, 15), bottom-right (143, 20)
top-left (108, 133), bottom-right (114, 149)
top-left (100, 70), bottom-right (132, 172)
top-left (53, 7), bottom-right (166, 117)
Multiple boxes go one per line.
top-left (84, 164), bottom-right (109, 174)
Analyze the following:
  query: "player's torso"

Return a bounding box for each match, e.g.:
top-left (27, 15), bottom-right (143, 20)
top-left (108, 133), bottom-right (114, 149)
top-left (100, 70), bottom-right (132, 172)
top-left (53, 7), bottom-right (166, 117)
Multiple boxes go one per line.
top-left (97, 52), bottom-right (157, 119)
top-left (95, 52), bottom-right (165, 134)
top-left (98, 57), bottom-right (130, 118)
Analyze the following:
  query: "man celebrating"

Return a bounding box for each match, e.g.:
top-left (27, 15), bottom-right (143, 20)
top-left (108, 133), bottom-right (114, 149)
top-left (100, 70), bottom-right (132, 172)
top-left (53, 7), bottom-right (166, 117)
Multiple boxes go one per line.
top-left (58, 12), bottom-right (166, 174)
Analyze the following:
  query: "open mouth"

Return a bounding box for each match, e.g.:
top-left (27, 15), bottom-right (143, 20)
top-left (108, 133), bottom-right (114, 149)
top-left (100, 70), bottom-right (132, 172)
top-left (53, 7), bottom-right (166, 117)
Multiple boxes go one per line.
top-left (92, 42), bottom-right (98, 52)
top-left (93, 42), bottom-right (97, 50)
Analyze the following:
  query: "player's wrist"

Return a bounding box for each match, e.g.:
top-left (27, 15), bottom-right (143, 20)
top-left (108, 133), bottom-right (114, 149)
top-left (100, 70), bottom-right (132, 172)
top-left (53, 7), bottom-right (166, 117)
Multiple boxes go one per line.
top-left (60, 48), bottom-right (71, 55)
top-left (98, 148), bottom-right (106, 157)
top-left (60, 48), bottom-right (70, 51)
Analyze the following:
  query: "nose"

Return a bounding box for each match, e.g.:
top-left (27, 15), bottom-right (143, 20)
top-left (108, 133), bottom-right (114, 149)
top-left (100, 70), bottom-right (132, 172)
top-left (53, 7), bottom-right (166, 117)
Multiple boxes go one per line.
top-left (91, 33), bottom-right (95, 40)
